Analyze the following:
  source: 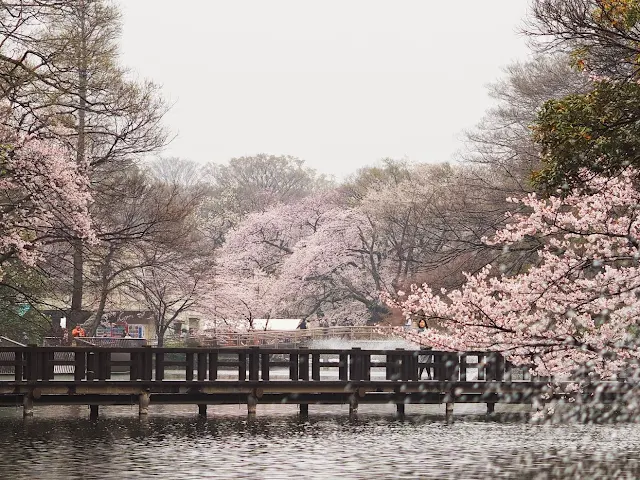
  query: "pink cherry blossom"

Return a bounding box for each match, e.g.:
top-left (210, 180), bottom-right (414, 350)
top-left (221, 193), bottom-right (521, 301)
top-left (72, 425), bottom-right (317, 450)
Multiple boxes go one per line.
top-left (0, 128), bottom-right (93, 280)
top-left (388, 169), bottom-right (640, 379)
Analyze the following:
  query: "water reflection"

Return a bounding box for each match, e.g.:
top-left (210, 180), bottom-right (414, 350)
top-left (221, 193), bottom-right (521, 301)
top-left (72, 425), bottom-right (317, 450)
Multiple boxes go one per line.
top-left (0, 405), bottom-right (639, 479)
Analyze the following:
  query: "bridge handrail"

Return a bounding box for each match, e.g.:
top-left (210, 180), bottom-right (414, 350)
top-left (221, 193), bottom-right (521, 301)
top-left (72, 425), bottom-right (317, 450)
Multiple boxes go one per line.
top-left (0, 345), bottom-right (535, 384)
top-left (0, 336), bottom-right (25, 347)
top-left (195, 325), bottom-right (397, 346)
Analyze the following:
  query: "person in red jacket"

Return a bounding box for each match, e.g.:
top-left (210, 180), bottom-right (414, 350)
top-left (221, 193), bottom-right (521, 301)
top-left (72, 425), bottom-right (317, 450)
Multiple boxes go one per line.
top-left (72, 325), bottom-right (86, 337)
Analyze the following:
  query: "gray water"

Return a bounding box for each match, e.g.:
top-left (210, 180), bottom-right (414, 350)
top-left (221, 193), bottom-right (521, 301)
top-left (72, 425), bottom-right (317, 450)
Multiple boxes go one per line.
top-left (0, 404), bottom-right (639, 479)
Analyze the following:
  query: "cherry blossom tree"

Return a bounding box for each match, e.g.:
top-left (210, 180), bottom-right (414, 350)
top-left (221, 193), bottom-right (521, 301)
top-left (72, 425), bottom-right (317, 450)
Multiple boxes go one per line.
top-left (216, 166), bottom-right (515, 329)
top-left (203, 271), bottom-right (275, 332)
top-left (215, 192), bottom-right (395, 327)
top-left (388, 169), bottom-right (640, 379)
top-left (201, 154), bottom-right (331, 246)
top-left (217, 191), bottom-right (334, 274)
top-left (272, 207), bottom-right (393, 326)
top-left (208, 194), bottom-right (334, 329)
top-left (0, 130), bottom-right (93, 283)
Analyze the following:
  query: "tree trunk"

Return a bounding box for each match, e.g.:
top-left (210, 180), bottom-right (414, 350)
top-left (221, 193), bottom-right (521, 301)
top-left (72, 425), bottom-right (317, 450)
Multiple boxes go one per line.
top-left (70, 239), bottom-right (84, 325)
top-left (86, 278), bottom-right (108, 336)
top-left (71, 2), bottom-right (88, 326)
top-left (86, 249), bottom-right (115, 336)
top-left (156, 327), bottom-right (165, 347)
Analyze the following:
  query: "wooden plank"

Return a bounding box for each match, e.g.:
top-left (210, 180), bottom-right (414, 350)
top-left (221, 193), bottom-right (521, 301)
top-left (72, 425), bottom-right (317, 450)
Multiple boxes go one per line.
top-left (87, 352), bottom-right (96, 382)
top-left (477, 354), bottom-right (486, 381)
top-left (25, 346), bottom-right (38, 381)
top-left (339, 353), bottom-right (348, 381)
top-left (311, 353), bottom-right (320, 381)
top-left (459, 354), bottom-right (468, 382)
top-left (238, 353), bottom-right (246, 381)
top-left (496, 354), bottom-right (505, 381)
top-left (44, 350), bottom-right (55, 380)
top-left (444, 353), bottom-right (459, 382)
top-left (197, 353), bottom-right (208, 381)
top-left (407, 353), bottom-right (418, 381)
top-left (248, 348), bottom-right (259, 381)
top-left (185, 353), bottom-right (194, 382)
top-left (143, 347), bottom-right (153, 381)
top-left (349, 348), bottom-right (361, 381)
top-left (74, 351), bottom-right (85, 382)
top-left (98, 352), bottom-right (109, 381)
top-left (261, 353), bottom-right (270, 381)
top-left (385, 354), bottom-right (395, 380)
top-left (362, 353), bottom-right (371, 381)
top-left (299, 349), bottom-right (309, 381)
top-left (289, 353), bottom-right (299, 381)
top-left (208, 352), bottom-right (218, 381)
top-left (130, 352), bottom-right (139, 381)
top-left (437, 353), bottom-right (448, 381)
top-left (156, 352), bottom-right (165, 381)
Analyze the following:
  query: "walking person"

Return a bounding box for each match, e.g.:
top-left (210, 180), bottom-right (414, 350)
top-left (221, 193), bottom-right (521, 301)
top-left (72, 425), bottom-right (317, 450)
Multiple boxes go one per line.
top-left (418, 352), bottom-right (432, 380)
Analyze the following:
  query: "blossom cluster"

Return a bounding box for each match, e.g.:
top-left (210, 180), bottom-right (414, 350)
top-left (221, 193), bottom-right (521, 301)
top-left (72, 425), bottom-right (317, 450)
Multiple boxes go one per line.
top-left (0, 131), bottom-right (93, 279)
top-left (389, 170), bottom-right (640, 378)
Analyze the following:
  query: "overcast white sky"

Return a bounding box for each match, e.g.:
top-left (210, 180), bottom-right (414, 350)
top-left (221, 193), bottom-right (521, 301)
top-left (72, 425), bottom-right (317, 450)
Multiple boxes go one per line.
top-left (119, 0), bottom-right (532, 179)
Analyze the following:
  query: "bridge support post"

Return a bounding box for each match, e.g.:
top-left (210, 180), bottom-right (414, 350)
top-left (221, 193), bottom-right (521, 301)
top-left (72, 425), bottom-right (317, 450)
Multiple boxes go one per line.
top-left (23, 393), bottom-right (34, 417)
top-left (349, 397), bottom-right (358, 418)
top-left (89, 405), bottom-right (99, 420)
top-left (487, 402), bottom-right (495, 415)
top-left (198, 404), bottom-right (207, 417)
top-left (299, 403), bottom-right (308, 418)
top-left (139, 391), bottom-right (150, 416)
top-left (247, 394), bottom-right (257, 417)
top-left (445, 402), bottom-right (454, 424)
top-left (396, 403), bottom-right (405, 418)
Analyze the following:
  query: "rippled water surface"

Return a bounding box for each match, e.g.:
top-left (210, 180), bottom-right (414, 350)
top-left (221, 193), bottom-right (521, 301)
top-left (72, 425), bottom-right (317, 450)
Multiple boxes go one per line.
top-left (0, 404), bottom-right (638, 479)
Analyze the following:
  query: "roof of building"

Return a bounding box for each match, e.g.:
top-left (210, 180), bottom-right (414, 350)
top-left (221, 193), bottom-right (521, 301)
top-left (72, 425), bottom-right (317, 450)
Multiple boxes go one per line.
top-left (252, 318), bottom-right (302, 331)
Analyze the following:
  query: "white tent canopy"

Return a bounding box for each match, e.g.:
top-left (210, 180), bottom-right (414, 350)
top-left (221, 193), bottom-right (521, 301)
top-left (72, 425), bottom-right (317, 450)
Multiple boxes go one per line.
top-left (252, 318), bottom-right (302, 331)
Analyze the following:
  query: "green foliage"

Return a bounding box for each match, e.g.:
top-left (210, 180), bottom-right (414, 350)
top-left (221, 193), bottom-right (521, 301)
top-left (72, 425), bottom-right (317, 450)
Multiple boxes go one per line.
top-left (0, 307), bottom-right (50, 345)
top-left (593, 0), bottom-right (640, 31)
top-left (532, 80), bottom-right (640, 191)
top-left (0, 265), bottom-right (51, 344)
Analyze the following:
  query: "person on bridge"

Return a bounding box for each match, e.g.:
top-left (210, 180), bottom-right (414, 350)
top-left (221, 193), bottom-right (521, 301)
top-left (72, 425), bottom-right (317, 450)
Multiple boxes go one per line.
top-left (72, 325), bottom-right (86, 338)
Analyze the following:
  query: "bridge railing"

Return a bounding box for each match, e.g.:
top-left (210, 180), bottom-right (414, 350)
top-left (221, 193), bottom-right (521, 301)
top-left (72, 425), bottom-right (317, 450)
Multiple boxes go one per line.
top-left (0, 346), bottom-right (529, 384)
top-left (0, 337), bottom-right (25, 374)
top-left (193, 326), bottom-right (397, 347)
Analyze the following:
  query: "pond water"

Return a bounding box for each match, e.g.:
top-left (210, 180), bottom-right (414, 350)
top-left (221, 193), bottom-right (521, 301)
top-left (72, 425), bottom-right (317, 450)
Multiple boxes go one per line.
top-left (0, 404), bottom-right (638, 479)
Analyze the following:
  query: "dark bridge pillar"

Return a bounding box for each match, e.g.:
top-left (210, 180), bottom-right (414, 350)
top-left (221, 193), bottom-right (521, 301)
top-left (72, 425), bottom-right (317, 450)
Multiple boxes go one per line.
top-left (349, 395), bottom-right (358, 418)
top-left (23, 393), bottom-right (34, 417)
top-left (248, 388), bottom-right (262, 417)
top-left (445, 402), bottom-right (454, 424)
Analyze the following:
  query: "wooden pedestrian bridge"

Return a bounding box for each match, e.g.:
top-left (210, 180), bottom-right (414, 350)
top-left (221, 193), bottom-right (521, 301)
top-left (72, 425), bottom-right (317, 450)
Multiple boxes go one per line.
top-left (0, 345), bottom-right (632, 421)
